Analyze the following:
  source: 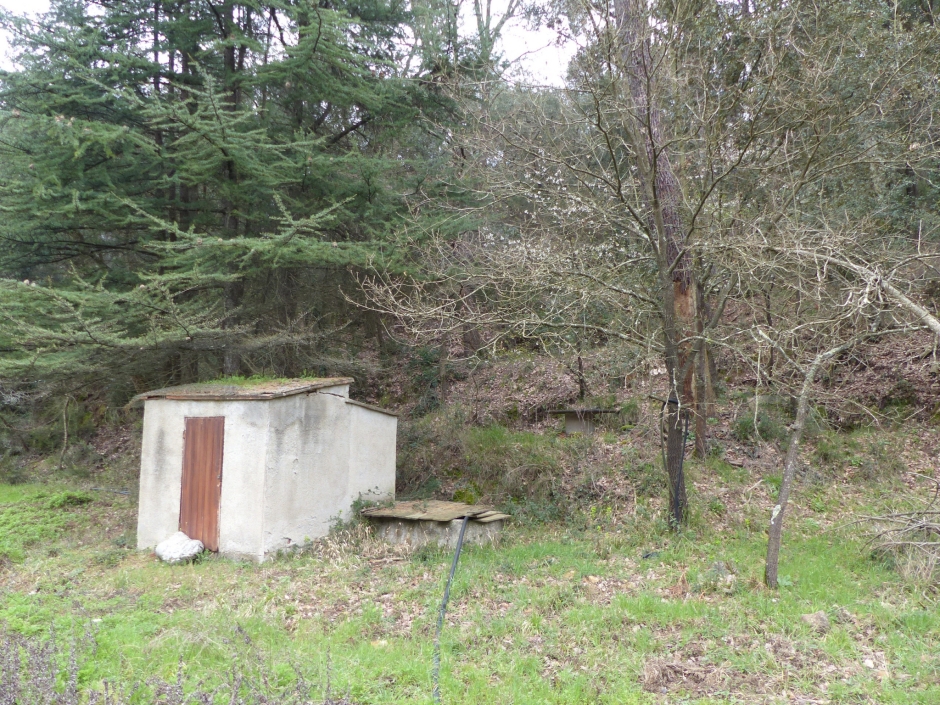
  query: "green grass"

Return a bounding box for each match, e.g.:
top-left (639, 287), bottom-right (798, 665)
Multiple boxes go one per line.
top-left (0, 476), bottom-right (938, 704)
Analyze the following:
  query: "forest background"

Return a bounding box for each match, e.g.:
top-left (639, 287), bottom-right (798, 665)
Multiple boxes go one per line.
top-left (2, 0), bottom-right (939, 521)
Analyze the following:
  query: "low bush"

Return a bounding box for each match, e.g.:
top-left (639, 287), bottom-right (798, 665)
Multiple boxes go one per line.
top-left (732, 410), bottom-right (788, 444)
top-left (397, 409), bottom-right (572, 508)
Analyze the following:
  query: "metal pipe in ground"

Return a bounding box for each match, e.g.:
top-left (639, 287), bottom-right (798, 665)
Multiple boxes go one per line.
top-left (432, 516), bottom-right (469, 703)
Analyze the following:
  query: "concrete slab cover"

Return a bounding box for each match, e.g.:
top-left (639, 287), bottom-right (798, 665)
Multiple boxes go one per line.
top-left (362, 500), bottom-right (509, 523)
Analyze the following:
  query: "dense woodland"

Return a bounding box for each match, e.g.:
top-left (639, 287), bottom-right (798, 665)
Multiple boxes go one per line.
top-left (3, 0), bottom-right (940, 507)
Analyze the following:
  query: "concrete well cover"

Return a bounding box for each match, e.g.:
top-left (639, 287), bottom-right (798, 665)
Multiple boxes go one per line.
top-left (361, 500), bottom-right (510, 523)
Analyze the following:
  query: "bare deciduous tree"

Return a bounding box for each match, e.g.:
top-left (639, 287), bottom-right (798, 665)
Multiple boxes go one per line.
top-left (364, 0), bottom-right (940, 534)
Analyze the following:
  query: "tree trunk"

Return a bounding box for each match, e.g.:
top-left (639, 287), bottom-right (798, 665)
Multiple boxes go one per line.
top-left (222, 282), bottom-right (242, 376)
top-left (438, 337), bottom-right (449, 406)
top-left (616, 0), bottom-right (695, 523)
top-left (664, 398), bottom-right (688, 527)
top-left (766, 340), bottom-right (853, 587)
top-left (459, 284), bottom-right (483, 355)
top-left (577, 354), bottom-right (586, 401)
top-left (694, 282), bottom-right (708, 458)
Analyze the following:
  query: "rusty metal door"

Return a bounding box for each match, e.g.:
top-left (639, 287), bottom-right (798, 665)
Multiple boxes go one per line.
top-left (180, 416), bottom-right (224, 551)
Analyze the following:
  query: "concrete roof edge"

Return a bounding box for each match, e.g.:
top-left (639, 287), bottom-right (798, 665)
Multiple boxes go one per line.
top-left (344, 398), bottom-right (399, 417)
top-left (126, 377), bottom-right (355, 407)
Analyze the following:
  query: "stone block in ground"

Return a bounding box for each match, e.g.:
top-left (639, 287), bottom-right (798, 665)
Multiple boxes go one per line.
top-left (155, 531), bottom-right (204, 563)
top-left (369, 517), bottom-right (505, 549)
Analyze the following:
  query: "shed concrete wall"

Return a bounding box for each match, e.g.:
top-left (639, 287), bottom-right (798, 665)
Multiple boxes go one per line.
top-left (261, 392), bottom-right (351, 555)
top-left (345, 402), bottom-right (397, 509)
top-left (137, 399), bottom-right (269, 560)
top-left (216, 401), bottom-right (269, 561)
top-left (137, 399), bottom-right (184, 550)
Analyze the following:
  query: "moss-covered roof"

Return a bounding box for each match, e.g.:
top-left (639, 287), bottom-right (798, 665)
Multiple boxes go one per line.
top-left (129, 377), bottom-right (354, 405)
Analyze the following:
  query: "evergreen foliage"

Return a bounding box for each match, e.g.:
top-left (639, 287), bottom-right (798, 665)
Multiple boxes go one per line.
top-left (0, 0), bottom-right (453, 396)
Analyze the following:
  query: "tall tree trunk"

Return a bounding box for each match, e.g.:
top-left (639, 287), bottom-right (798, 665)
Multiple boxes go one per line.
top-left (459, 284), bottom-right (483, 355)
top-left (616, 0), bottom-right (694, 524)
top-left (223, 282), bottom-right (242, 376)
top-left (438, 337), bottom-right (449, 406)
top-left (764, 283), bottom-right (775, 381)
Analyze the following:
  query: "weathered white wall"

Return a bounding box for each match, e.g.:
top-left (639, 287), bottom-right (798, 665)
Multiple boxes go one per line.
top-left (137, 399), bottom-right (269, 561)
top-left (137, 399), bottom-right (184, 550)
top-left (317, 383), bottom-right (349, 398)
top-left (345, 400), bottom-right (396, 509)
top-left (216, 401), bottom-right (269, 561)
top-left (261, 392), bottom-right (350, 554)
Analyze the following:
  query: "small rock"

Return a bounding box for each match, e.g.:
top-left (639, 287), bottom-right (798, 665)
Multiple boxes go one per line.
top-left (833, 606), bottom-right (855, 624)
top-left (155, 531), bottom-right (204, 564)
top-left (801, 610), bottom-right (831, 634)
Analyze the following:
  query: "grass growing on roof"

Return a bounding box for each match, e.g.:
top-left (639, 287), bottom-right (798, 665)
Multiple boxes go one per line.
top-left (201, 374), bottom-right (347, 387)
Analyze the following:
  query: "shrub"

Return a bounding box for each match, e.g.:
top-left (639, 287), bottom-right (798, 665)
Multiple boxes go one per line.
top-left (619, 398), bottom-right (641, 427)
top-left (395, 410), bottom-right (466, 497)
top-left (463, 425), bottom-right (561, 501)
top-left (46, 491), bottom-right (93, 509)
top-left (732, 411), bottom-right (787, 443)
top-left (623, 460), bottom-right (667, 497)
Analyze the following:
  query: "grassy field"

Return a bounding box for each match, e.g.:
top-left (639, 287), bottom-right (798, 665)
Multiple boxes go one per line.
top-left (1, 448), bottom-right (938, 704)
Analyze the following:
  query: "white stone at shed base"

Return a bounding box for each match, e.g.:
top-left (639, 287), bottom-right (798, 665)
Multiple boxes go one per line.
top-left (155, 531), bottom-right (204, 563)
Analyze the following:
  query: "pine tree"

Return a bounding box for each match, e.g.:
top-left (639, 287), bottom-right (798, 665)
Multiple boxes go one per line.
top-left (0, 0), bottom-right (453, 395)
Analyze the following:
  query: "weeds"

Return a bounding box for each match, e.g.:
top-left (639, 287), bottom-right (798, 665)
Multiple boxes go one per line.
top-left (0, 492), bottom-right (77, 563)
top-left (861, 474), bottom-right (940, 589)
top-left (813, 431), bottom-right (907, 479)
top-left (0, 628), bottom-right (355, 704)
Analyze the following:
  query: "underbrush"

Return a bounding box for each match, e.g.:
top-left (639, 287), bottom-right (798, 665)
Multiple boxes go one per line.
top-left (2, 379), bottom-right (939, 702)
top-left (0, 628), bottom-right (355, 705)
top-left (0, 489), bottom-right (89, 563)
top-left (396, 408), bottom-right (566, 505)
top-left (861, 475), bottom-right (940, 591)
top-left (396, 408), bottom-right (637, 524)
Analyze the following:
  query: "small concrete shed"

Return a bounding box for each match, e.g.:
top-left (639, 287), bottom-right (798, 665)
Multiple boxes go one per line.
top-left (133, 378), bottom-right (396, 562)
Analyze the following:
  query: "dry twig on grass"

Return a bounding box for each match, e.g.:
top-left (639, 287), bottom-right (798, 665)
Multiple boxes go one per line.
top-left (859, 474), bottom-right (940, 585)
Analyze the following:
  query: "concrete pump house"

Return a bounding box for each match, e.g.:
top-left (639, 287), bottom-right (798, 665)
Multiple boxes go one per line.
top-left (133, 378), bottom-right (397, 562)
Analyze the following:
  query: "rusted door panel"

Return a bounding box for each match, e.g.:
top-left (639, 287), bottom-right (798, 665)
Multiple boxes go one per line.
top-left (180, 416), bottom-right (224, 551)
